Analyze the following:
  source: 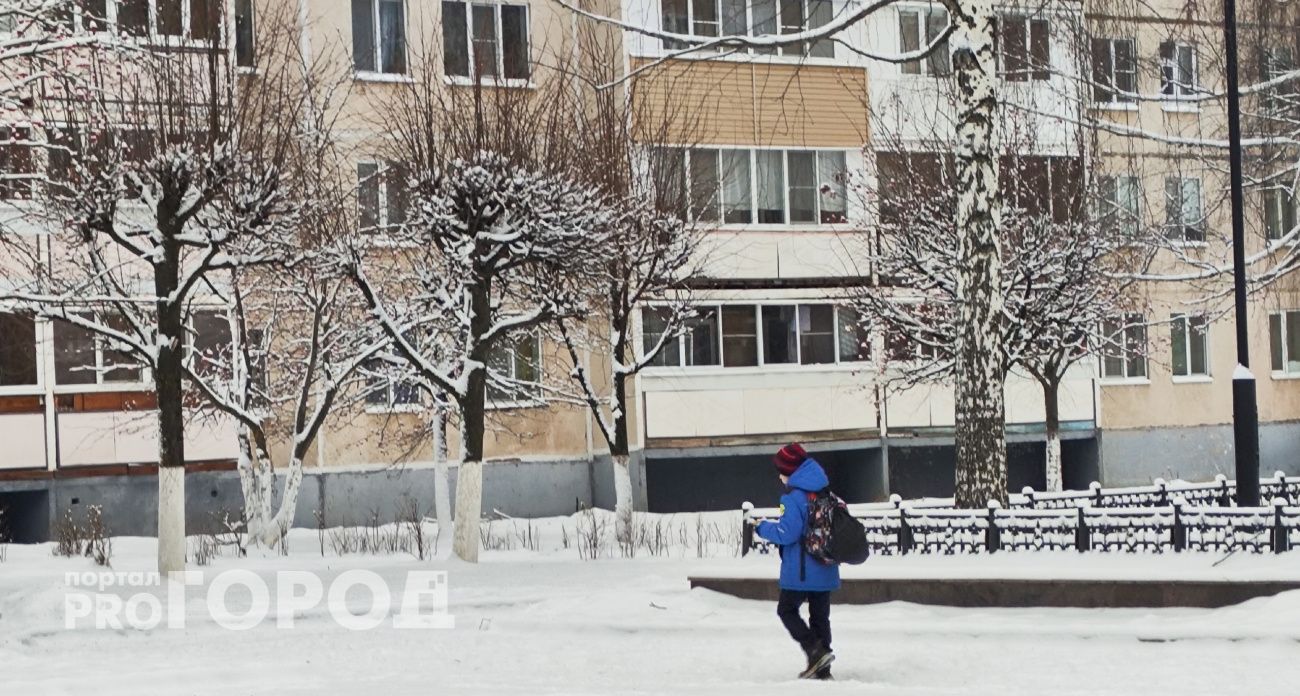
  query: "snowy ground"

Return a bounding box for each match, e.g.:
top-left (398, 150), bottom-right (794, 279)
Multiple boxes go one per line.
top-left (3, 511), bottom-right (1300, 696)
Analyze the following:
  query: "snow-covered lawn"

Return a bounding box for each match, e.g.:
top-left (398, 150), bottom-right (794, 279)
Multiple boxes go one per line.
top-left (3, 512), bottom-right (1300, 695)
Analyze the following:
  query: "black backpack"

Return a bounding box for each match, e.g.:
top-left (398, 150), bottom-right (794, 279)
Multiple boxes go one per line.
top-left (802, 490), bottom-right (869, 565)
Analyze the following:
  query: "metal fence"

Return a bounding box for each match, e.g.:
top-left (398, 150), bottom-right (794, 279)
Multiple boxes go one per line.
top-left (741, 473), bottom-right (1300, 557)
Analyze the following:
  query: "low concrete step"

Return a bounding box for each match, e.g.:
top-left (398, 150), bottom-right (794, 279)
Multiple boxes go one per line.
top-left (688, 576), bottom-right (1300, 608)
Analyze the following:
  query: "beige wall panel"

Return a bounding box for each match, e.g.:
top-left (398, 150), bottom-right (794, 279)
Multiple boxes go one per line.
top-left (0, 414), bottom-right (47, 469)
top-left (631, 60), bottom-right (869, 147)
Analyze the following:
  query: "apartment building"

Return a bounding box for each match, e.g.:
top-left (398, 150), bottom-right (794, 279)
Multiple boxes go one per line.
top-left (0, 0), bottom-right (1297, 542)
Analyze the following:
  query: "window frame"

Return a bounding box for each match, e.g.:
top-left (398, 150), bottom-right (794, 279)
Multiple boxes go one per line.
top-left (363, 360), bottom-right (423, 412)
top-left (897, 5), bottom-right (950, 77)
top-left (66, 0), bottom-right (222, 47)
top-left (0, 312), bottom-right (42, 395)
top-left (658, 0), bottom-right (836, 60)
top-left (654, 146), bottom-right (849, 227)
top-left (51, 314), bottom-right (152, 392)
top-left (356, 160), bottom-right (408, 235)
top-left (353, 0), bottom-right (408, 77)
top-left (1269, 310), bottom-right (1300, 377)
top-left (997, 14), bottom-right (1051, 83)
top-left (1164, 175), bottom-right (1204, 244)
top-left (1098, 174), bottom-right (1142, 238)
top-left (0, 126), bottom-right (36, 200)
top-left (1169, 313), bottom-right (1210, 380)
top-left (1264, 186), bottom-right (1298, 242)
top-left (486, 331), bottom-right (544, 407)
top-left (1090, 36), bottom-right (1136, 105)
top-left (641, 302), bottom-right (871, 371)
top-left (1099, 314), bottom-right (1148, 382)
top-left (442, 1), bottom-right (532, 85)
top-left (1159, 40), bottom-right (1199, 100)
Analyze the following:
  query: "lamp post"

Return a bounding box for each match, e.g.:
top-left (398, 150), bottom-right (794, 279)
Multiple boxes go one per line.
top-left (1222, 0), bottom-right (1261, 506)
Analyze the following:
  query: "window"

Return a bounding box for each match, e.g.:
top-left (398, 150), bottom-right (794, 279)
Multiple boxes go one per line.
top-left (642, 304), bottom-right (868, 369)
top-left (1090, 37), bottom-right (1136, 103)
top-left (187, 311), bottom-right (232, 381)
top-left (1159, 41), bottom-right (1197, 98)
top-left (443, 2), bottom-right (529, 81)
top-left (661, 0), bottom-right (833, 58)
top-left (234, 0), bottom-right (255, 67)
top-left (0, 127), bottom-right (34, 200)
top-left (0, 313), bottom-right (38, 387)
top-left (1264, 187), bottom-right (1297, 241)
top-left (1098, 175), bottom-right (1141, 237)
top-left (1164, 176), bottom-right (1203, 243)
top-left (487, 333), bottom-right (542, 403)
top-left (899, 7), bottom-right (950, 76)
top-left (658, 148), bottom-right (849, 225)
top-left (1100, 314), bottom-right (1146, 380)
top-left (836, 306), bottom-right (870, 362)
top-left (364, 360), bottom-right (421, 409)
top-left (1262, 47), bottom-right (1296, 111)
top-left (92, 0), bottom-right (219, 42)
top-left (1170, 314), bottom-right (1209, 378)
top-left (722, 305), bottom-right (759, 366)
top-left (353, 0), bottom-right (406, 75)
top-left (357, 161), bottom-right (408, 233)
top-left (998, 15), bottom-right (1050, 82)
top-left (1270, 311), bottom-right (1300, 375)
top-left (53, 315), bottom-right (146, 386)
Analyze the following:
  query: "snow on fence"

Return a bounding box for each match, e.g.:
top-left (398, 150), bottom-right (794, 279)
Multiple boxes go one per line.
top-left (741, 473), bottom-right (1300, 557)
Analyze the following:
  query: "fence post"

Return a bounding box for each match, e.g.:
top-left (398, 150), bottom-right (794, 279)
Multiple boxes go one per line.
top-left (1217, 474), bottom-right (1231, 507)
top-left (1172, 499), bottom-right (1186, 552)
top-left (1090, 481), bottom-right (1103, 508)
top-left (741, 502), bottom-right (754, 557)
top-left (1156, 478), bottom-right (1168, 506)
top-left (1022, 486), bottom-right (1035, 510)
top-left (1075, 505), bottom-right (1090, 552)
top-left (1273, 499), bottom-right (1290, 554)
top-left (899, 507), bottom-right (912, 554)
top-left (1275, 471), bottom-right (1289, 505)
top-left (986, 501), bottom-right (1001, 553)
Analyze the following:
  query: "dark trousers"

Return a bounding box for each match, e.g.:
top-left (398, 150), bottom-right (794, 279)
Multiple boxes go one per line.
top-left (777, 589), bottom-right (832, 651)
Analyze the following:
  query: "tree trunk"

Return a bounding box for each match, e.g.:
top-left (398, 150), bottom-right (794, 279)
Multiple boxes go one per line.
top-left (452, 367), bottom-right (486, 562)
top-left (611, 373), bottom-right (633, 545)
top-left (432, 406), bottom-right (452, 558)
top-left (263, 455), bottom-right (305, 547)
top-left (155, 296), bottom-right (187, 573)
top-left (236, 426), bottom-right (267, 540)
top-left (1043, 377), bottom-right (1062, 493)
top-left (951, 0), bottom-right (1008, 509)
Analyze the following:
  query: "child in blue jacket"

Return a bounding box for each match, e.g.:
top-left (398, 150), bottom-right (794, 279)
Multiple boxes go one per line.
top-left (754, 442), bottom-right (839, 680)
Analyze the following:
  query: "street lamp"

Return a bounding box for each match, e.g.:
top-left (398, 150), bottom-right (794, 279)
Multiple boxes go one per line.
top-left (1222, 0), bottom-right (1261, 506)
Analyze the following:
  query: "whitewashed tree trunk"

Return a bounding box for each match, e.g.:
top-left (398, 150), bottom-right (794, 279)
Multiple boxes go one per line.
top-left (951, 0), bottom-right (1009, 508)
top-left (157, 466), bottom-right (186, 574)
top-left (1043, 378), bottom-right (1063, 492)
top-left (432, 408), bottom-right (452, 558)
top-left (613, 454), bottom-right (633, 544)
top-left (452, 459), bottom-right (482, 562)
top-left (235, 427), bottom-right (265, 539)
top-left (263, 456), bottom-right (305, 546)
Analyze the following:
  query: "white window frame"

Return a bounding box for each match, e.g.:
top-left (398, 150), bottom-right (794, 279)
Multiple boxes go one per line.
top-left (1264, 187), bottom-right (1298, 242)
top-left (1164, 176), bottom-right (1204, 244)
top-left (69, 0), bottom-right (220, 47)
top-left (1169, 313), bottom-right (1210, 381)
top-left (354, 0), bottom-right (408, 77)
top-left (356, 160), bottom-right (406, 234)
top-left (1091, 37), bottom-right (1137, 106)
top-left (1160, 41), bottom-right (1199, 100)
top-left (661, 146), bottom-right (849, 227)
top-left (1099, 314), bottom-right (1147, 382)
top-left (1269, 310), bottom-right (1300, 378)
top-left (642, 302), bottom-right (870, 372)
top-left (486, 332), bottom-right (544, 408)
top-left (363, 366), bottom-right (422, 413)
top-left (658, 0), bottom-right (837, 61)
top-left (0, 312), bottom-right (44, 396)
top-left (897, 5), bottom-right (950, 77)
top-left (997, 14), bottom-right (1051, 83)
top-left (1099, 175), bottom-right (1142, 238)
top-left (443, 1), bottom-right (532, 86)
top-left (51, 314), bottom-right (152, 393)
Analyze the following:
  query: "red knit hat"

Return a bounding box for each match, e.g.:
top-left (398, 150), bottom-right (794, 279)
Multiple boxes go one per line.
top-left (774, 442), bottom-right (807, 476)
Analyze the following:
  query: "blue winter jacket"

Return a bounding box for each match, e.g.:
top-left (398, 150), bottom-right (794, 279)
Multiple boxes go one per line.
top-left (754, 458), bottom-right (842, 592)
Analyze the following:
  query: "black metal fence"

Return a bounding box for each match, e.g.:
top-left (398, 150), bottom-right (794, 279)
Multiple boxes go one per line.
top-left (741, 474), bottom-right (1300, 557)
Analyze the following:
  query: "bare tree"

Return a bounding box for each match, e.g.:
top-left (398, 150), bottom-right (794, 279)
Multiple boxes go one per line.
top-left (1, 18), bottom-right (299, 572)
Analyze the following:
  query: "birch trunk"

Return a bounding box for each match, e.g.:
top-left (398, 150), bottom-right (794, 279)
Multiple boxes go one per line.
top-left (1043, 378), bottom-right (1062, 492)
top-left (951, 0), bottom-right (1009, 508)
top-left (433, 407), bottom-right (453, 558)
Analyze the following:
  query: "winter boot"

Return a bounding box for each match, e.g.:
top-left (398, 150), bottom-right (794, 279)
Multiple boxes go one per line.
top-left (814, 667), bottom-right (834, 681)
top-left (798, 640), bottom-right (834, 679)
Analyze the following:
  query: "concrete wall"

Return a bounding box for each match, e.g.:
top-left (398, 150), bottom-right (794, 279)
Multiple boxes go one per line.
top-left (1098, 421), bottom-right (1300, 487)
top-left (0, 454), bottom-right (651, 542)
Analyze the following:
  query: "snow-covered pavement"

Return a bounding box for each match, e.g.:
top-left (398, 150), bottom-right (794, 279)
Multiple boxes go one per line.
top-left (3, 517), bottom-right (1300, 696)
